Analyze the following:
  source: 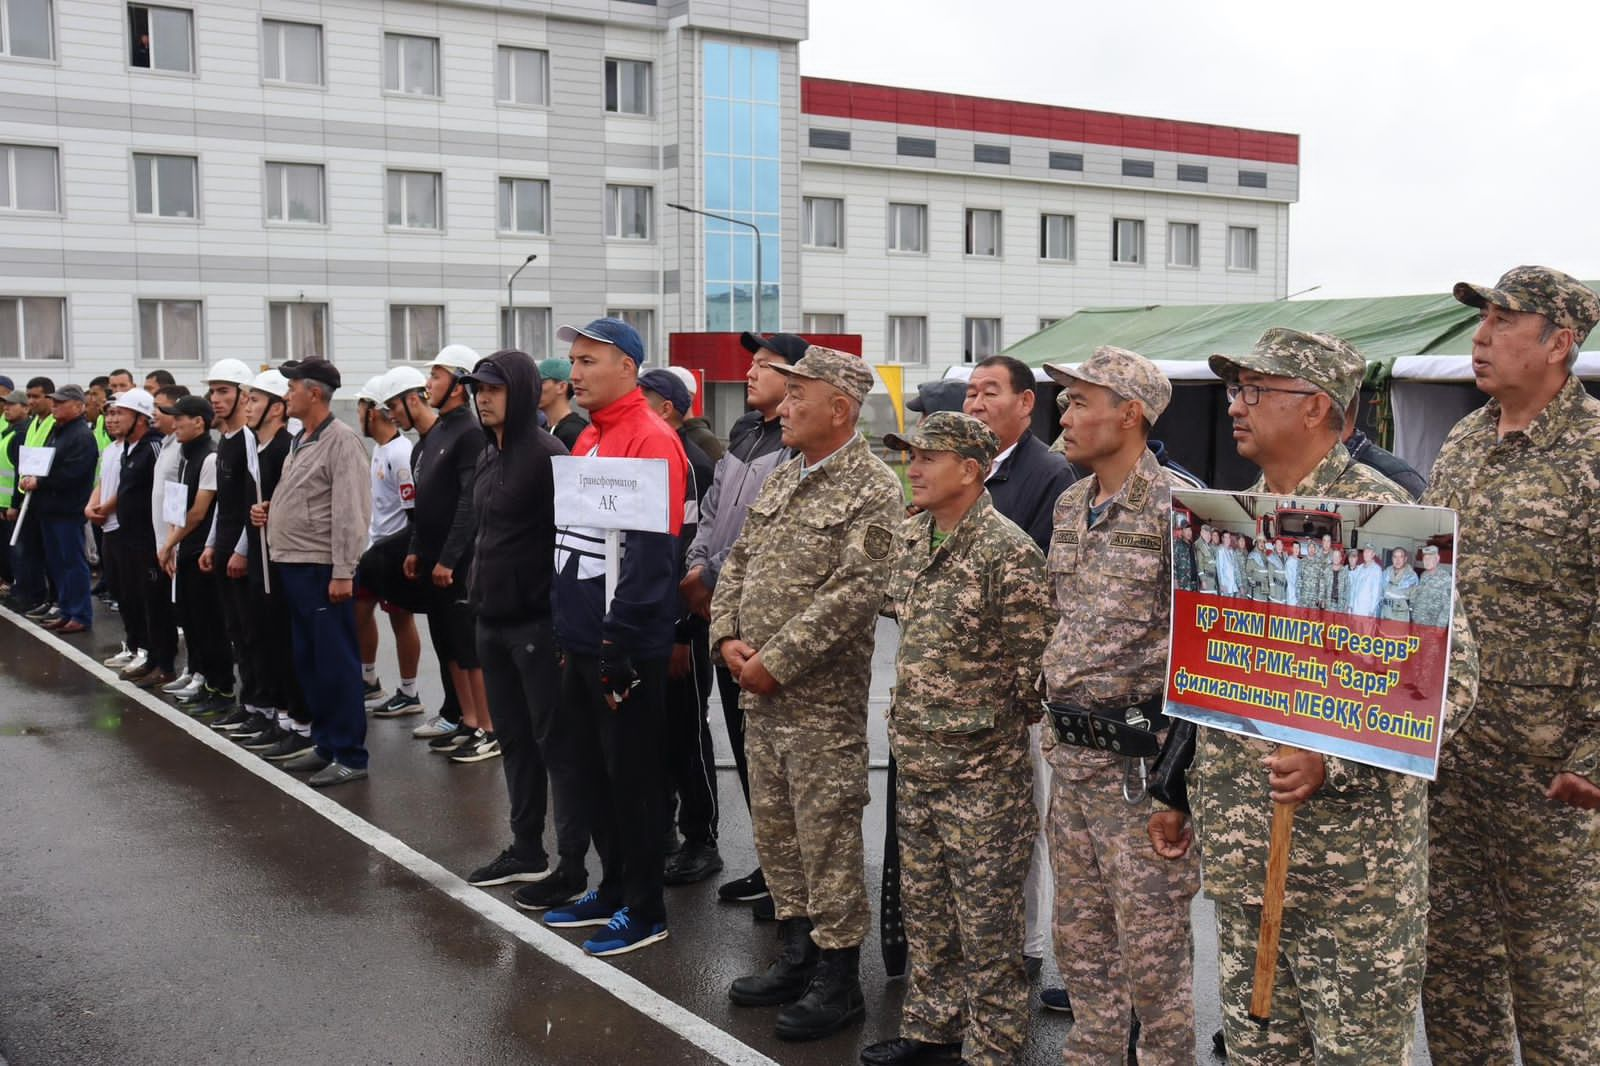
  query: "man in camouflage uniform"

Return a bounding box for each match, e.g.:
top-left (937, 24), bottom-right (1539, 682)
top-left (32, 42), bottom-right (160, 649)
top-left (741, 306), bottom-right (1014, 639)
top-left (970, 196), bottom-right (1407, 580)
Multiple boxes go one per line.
top-left (1379, 546), bottom-right (1417, 622)
top-left (1195, 525), bottom-right (1218, 593)
top-left (711, 346), bottom-right (905, 1042)
top-left (1422, 266), bottom-right (1600, 1065)
top-left (859, 412), bottom-right (1049, 1066)
top-left (1244, 538), bottom-right (1269, 602)
top-left (1408, 545), bottom-right (1451, 629)
top-left (1295, 538), bottom-right (1322, 610)
top-left (1265, 540), bottom-right (1287, 604)
top-left (1173, 517), bottom-right (1198, 592)
top-left (1149, 328), bottom-right (1479, 1064)
top-left (1041, 347), bottom-right (1201, 1065)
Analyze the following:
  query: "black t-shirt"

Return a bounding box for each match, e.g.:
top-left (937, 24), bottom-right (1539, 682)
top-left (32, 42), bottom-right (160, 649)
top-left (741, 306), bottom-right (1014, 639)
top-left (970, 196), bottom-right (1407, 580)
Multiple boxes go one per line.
top-left (552, 411), bottom-right (589, 452)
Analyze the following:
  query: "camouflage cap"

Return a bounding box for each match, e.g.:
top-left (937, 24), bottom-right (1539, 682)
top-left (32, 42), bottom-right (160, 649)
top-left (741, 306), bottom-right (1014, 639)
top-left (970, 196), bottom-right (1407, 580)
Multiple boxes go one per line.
top-left (770, 345), bottom-right (876, 404)
top-left (1420, 544), bottom-right (1439, 557)
top-left (882, 410), bottom-right (1000, 465)
top-left (1452, 265), bottom-right (1600, 345)
top-left (1208, 328), bottom-right (1366, 410)
top-left (1043, 345), bottom-right (1172, 421)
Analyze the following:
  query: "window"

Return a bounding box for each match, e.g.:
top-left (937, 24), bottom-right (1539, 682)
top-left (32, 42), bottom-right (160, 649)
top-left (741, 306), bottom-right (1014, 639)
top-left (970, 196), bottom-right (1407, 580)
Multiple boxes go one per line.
top-left (0, 144), bottom-right (57, 212)
top-left (269, 301), bottom-right (326, 362)
top-left (383, 32), bottom-right (438, 96)
top-left (1, 0), bottom-right (54, 59)
top-left (974, 144), bottom-right (1010, 165)
top-left (500, 306), bottom-right (551, 358)
top-left (887, 315), bottom-right (926, 365)
top-left (802, 196), bottom-right (843, 249)
top-left (1112, 217), bottom-right (1144, 264)
top-left (1228, 226), bottom-right (1259, 271)
top-left (1239, 170), bottom-right (1268, 189)
top-left (265, 162), bottom-right (323, 224)
top-left (804, 313), bottom-right (844, 333)
top-left (1177, 163), bottom-right (1208, 183)
top-left (607, 308), bottom-right (654, 352)
top-left (964, 317), bottom-right (1001, 363)
top-left (808, 128), bottom-right (850, 150)
top-left (887, 202), bottom-right (926, 253)
top-left (897, 136), bottom-right (936, 158)
top-left (386, 169), bottom-right (441, 230)
top-left (497, 177), bottom-right (548, 234)
top-left (604, 58), bottom-right (650, 115)
top-left (1168, 222), bottom-right (1199, 268)
top-left (1039, 317), bottom-right (1061, 331)
top-left (1039, 213), bottom-right (1074, 261)
top-left (604, 184), bottom-right (651, 239)
top-left (389, 305), bottom-right (443, 363)
top-left (137, 299), bottom-right (202, 361)
top-left (1049, 151), bottom-right (1083, 171)
top-left (261, 19), bottom-right (321, 85)
top-left (495, 45), bottom-right (547, 106)
top-left (965, 209), bottom-right (1002, 257)
top-left (0, 296), bottom-right (65, 361)
top-left (133, 153), bottom-right (198, 219)
top-left (1122, 159), bottom-right (1154, 178)
top-left (128, 4), bottom-right (191, 72)
top-left (701, 40), bottom-right (781, 332)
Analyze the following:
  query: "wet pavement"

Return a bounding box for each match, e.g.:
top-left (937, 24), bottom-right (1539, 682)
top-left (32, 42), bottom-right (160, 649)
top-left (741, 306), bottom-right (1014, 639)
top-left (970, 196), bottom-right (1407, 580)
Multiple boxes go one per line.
top-left (0, 605), bottom-right (1435, 1064)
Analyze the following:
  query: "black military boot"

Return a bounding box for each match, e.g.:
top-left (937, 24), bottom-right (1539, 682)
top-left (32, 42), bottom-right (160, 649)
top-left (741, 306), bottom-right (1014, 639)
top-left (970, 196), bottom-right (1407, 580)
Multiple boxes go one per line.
top-left (729, 917), bottom-right (818, 1006)
top-left (774, 944), bottom-right (866, 1041)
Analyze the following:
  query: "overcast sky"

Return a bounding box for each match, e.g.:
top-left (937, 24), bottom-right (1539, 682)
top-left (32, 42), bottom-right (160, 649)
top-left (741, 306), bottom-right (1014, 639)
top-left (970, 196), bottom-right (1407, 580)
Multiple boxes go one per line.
top-left (800, 0), bottom-right (1600, 300)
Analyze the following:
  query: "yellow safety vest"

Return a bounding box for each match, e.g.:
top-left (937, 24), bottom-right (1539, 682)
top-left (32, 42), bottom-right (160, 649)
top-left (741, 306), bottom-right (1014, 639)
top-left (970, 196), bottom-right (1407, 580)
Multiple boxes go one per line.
top-left (0, 422), bottom-right (15, 509)
top-left (24, 414), bottom-right (54, 448)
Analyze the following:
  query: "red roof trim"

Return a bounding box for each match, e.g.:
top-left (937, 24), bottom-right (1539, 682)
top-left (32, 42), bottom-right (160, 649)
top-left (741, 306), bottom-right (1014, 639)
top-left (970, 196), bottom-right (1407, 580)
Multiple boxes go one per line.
top-left (800, 77), bottom-right (1299, 166)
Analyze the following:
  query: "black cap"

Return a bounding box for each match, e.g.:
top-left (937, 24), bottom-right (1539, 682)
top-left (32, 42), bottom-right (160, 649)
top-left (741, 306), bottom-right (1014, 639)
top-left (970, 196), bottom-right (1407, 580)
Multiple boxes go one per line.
top-left (739, 331), bottom-right (810, 363)
top-left (460, 358), bottom-right (510, 388)
top-left (48, 384), bottom-right (86, 403)
top-left (907, 379), bottom-right (968, 415)
top-left (159, 395), bottom-right (215, 420)
top-left (638, 368), bottom-right (692, 414)
top-left (280, 356), bottom-right (341, 390)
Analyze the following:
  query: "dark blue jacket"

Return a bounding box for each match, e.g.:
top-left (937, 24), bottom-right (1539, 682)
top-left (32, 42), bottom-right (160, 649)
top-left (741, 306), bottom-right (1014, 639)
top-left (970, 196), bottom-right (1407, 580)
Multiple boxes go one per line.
top-left (28, 416), bottom-right (97, 518)
top-left (985, 431), bottom-right (1079, 551)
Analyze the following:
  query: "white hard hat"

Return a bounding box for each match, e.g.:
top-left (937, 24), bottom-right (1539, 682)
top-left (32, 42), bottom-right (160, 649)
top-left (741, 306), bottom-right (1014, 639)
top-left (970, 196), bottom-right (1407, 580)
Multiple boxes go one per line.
top-left (110, 389), bottom-right (156, 418)
top-left (205, 358), bottom-right (256, 386)
top-left (376, 365), bottom-right (428, 404)
top-left (428, 344), bottom-right (481, 374)
top-left (248, 369), bottom-right (290, 398)
top-left (357, 375), bottom-right (388, 405)
top-left (665, 366), bottom-right (698, 397)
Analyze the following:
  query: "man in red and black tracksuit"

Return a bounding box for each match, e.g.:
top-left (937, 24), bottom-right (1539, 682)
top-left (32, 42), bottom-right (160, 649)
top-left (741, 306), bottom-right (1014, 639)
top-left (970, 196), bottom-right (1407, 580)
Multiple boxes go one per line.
top-left (536, 318), bottom-right (687, 958)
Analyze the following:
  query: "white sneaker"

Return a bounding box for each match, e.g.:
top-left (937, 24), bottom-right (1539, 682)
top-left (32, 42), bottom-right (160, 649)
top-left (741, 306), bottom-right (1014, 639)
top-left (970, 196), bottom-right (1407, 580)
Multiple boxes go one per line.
top-left (103, 643), bottom-right (134, 668)
top-left (172, 673), bottom-right (207, 700)
top-left (161, 670), bottom-right (196, 693)
top-left (412, 714), bottom-right (456, 739)
top-left (122, 649), bottom-right (148, 673)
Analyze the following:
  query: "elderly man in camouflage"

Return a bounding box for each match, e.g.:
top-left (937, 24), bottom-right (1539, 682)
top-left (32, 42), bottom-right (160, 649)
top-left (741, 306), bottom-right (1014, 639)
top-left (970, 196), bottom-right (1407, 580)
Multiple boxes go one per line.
top-left (1422, 266), bottom-right (1600, 1066)
top-left (1149, 328), bottom-right (1478, 1064)
top-left (1039, 347), bottom-right (1200, 1065)
top-left (711, 346), bottom-right (905, 1042)
top-left (858, 412), bottom-right (1050, 1066)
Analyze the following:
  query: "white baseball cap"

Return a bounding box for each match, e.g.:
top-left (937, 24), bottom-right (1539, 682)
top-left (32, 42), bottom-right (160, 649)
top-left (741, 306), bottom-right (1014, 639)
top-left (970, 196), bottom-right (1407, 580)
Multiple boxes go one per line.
top-left (110, 389), bottom-right (155, 417)
top-left (376, 365), bottom-right (428, 404)
top-left (428, 344), bottom-right (481, 374)
top-left (205, 358), bottom-right (256, 386)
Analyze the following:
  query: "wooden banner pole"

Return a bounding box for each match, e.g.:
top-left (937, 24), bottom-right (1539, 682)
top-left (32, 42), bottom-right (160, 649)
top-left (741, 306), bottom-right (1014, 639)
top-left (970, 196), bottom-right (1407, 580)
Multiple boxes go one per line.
top-left (1249, 773), bottom-right (1299, 1025)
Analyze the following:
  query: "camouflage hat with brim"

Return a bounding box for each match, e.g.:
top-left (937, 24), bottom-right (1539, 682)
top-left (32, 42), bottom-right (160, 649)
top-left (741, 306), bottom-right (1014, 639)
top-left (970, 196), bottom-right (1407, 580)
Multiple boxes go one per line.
top-left (1208, 327), bottom-right (1366, 410)
top-left (1044, 345), bottom-right (1172, 422)
top-left (1452, 265), bottom-right (1600, 346)
top-left (883, 410), bottom-right (1000, 465)
top-left (770, 345), bottom-right (876, 404)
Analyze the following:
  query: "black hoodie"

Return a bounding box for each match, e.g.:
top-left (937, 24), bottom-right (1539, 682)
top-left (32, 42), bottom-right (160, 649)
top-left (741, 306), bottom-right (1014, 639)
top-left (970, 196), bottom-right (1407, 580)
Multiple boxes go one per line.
top-left (468, 350), bottom-right (569, 623)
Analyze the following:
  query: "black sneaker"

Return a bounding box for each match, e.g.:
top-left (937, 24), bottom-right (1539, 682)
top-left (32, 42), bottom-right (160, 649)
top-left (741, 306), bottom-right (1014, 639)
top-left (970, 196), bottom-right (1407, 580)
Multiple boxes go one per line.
top-left (241, 724), bottom-right (289, 751)
top-left (211, 706), bottom-right (255, 732)
top-left (428, 722), bottom-right (477, 753)
top-left (262, 733), bottom-right (317, 762)
top-left (468, 847), bottom-right (551, 887)
top-left (513, 868), bottom-right (587, 911)
top-left (718, 868), bottom-right (769, 902)
top-left (24, 602), bottom-right (55, 621)
top-left (231, 715), bottom-right (275, 744)
top-left (664, 841), bottom-right (725, 886)
top-left (372, 691), bottom-right (425, 718)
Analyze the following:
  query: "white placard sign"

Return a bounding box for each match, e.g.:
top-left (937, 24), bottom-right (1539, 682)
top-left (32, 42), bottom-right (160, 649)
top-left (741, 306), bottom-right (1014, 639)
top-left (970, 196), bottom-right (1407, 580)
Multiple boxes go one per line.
top-left (162, 482), bottom-right (190, 528)
top-left (551, 456), bottom-right (671, 534)
top-left (17, 446), bottom-right (54, 478)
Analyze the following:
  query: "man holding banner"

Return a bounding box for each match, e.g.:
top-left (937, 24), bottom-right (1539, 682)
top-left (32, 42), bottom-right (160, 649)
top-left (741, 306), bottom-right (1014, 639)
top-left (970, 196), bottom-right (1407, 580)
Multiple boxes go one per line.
top-left (22, 385), bottom-right (98, 633)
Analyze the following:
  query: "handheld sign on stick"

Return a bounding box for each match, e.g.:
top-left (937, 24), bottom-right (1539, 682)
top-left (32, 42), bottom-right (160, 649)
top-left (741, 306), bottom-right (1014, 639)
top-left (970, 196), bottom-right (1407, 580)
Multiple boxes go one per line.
top-left (550, 455), bottom-right (671, 611)
top-left (8, 446), bottom-right (55, 547)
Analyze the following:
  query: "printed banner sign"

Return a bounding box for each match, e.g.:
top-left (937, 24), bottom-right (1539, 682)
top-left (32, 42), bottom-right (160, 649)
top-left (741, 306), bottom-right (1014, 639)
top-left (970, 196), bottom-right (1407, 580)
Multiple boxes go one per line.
top-left (551, 455), bottom-right (670, 533)
top-left (18, 446), bottom-right (54, 478)
top-left (1164, 488), bottom-right (1458, 779)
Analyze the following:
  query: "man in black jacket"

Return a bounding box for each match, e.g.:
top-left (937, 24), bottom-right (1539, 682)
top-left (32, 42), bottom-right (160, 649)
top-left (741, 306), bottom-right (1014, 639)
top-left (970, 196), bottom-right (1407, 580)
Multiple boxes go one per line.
top-left (963, 355), bottom-right (1078, 552)
top-left (100, 389), bottom-right (160, 664)
top-left (1342, 394), bottom-right (1427, 501)
top-left (198, 359), bottom-right (260, 721)
top-left (459, 351), bottom-right (577, 892)
top-left (22, 385), bottom-right (98, 632)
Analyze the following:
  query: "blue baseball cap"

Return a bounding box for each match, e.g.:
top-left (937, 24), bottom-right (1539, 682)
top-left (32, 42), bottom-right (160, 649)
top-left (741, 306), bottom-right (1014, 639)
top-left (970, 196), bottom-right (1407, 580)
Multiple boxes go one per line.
top-left (638, 368), bottom-right (691, 415)
top-left (555, 317), bottom-right (645, 366)
top-left (0, 375), bottom-right (12, 392)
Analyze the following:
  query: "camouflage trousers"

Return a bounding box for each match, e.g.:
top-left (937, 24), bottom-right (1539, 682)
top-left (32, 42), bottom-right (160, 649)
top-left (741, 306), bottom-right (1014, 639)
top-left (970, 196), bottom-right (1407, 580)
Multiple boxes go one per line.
top-left (1048, 746), bottom-right (1199, 1065)
top-left (1425, 716), bottom-right (1600, 1066)
top-left (898, 760), bottom-right (1036, 1066)
top-left (1023, 722), bottom-right (1054, 961)
top-left (745, 712), bottom-right (870, 948)
top-left (1215, 899), bottom-right (1422, 1064)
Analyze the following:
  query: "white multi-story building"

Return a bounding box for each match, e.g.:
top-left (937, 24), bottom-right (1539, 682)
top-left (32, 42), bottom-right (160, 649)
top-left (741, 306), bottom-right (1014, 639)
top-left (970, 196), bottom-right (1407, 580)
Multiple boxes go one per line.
top-left (0, 0), bottom-right (1297, 423)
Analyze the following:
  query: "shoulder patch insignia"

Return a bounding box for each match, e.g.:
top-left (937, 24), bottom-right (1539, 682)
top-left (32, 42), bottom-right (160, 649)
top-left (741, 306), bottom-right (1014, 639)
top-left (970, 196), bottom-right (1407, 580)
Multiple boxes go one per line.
top-left (1109, 531), bottom-right (1163, 553)
top-left (1125, 474), bottom-right (1151, 511)
top-left (864, 523), bottom-right (894, 561)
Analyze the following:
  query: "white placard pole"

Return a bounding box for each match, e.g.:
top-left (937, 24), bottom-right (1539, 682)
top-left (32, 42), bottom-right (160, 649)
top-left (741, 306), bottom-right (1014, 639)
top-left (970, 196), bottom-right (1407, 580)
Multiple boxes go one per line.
top-left (551, 456), bottom-right (672, 614)
top-left (8, 493), bottom-right (31, 547)
top-left (604, 530), bottom-right (622, 610)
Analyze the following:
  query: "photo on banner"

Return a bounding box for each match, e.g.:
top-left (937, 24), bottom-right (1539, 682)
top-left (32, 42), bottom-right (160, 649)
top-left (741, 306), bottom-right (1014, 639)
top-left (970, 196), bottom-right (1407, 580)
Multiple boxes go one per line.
top-left (1164, 488), bottom-right (1458, 779)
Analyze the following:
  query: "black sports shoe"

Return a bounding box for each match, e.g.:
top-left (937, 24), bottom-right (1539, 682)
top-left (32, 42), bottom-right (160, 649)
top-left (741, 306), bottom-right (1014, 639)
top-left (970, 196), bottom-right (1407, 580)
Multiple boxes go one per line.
top-left (241, 724), bottom-right (289, 751)
top-left (467, 848), bottom-right (551, 887)
top-left (262, 733), bottom-right (317, 762)
top-left (664, 841), bottom-right (725, 886)
top-left (211, 706), bottom-right (255, 732)
top-left (513, 868), bottom-right (586, 911)
top-left (231, 715), bottom-right (275, 744)
top-left (428, 722), bottom-right (477, 753)
top-left (718, 868), bottom-right (769, 902)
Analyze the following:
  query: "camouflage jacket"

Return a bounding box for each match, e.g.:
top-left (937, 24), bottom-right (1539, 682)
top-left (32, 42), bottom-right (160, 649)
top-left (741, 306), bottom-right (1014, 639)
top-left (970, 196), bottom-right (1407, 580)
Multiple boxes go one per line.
top-left (1043, 447), bottom-right (1173, 712)
top-left (1194, 536), bottom-right (1217, 578)
top-left (1174, 537), bottom-right (1198, 591)
top-left (1191, 443), bottom-right (1480, 911)
top-left (883, 492), bottom-right (1050, 779)
top-left (1410, 566), bottom-right (1452, 629)
top-left (1424, 374), bottom-right (1600, 778)
top-left (708, 433), bottom-right (905, 726)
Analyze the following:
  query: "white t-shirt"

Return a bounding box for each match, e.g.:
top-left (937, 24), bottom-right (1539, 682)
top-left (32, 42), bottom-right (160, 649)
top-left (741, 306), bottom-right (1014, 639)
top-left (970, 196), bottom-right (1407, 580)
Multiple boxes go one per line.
top-left (99, 440), bottom-right (126, 533)
top-left (368, 434), bottom-right (416, 544)
top-left (151, 435), bottom-right (183, 544)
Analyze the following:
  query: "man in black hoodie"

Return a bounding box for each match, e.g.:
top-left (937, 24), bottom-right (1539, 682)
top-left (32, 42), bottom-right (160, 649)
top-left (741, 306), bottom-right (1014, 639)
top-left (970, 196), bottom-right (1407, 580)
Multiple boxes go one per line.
top-left (22, 385), bottom-right (98, 632)
top-left (458, 351), bottom-right (579, 893)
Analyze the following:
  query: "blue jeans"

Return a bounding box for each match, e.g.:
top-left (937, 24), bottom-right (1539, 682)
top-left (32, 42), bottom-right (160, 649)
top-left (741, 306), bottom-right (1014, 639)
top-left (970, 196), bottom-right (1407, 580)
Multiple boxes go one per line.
top-left (9, 509), bottom-right (48, 607)
top-left (277, 563), bottom-right (367, 769)
top-left (39, 516), bottom-right (92, 625)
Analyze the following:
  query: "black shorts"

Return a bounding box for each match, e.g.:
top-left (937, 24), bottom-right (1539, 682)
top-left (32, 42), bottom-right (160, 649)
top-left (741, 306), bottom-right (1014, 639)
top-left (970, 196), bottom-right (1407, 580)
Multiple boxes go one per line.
top-left (354, 531), bottom-right (413, 609)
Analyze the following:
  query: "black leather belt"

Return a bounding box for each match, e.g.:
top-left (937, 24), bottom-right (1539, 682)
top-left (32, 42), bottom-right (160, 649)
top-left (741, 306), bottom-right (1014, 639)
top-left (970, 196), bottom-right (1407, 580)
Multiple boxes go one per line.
top-left (1045, 694), bottom-right (1166, 758)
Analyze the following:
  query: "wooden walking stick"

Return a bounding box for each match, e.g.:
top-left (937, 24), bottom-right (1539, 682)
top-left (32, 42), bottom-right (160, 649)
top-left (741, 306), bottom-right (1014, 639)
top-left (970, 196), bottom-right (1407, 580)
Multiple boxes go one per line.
top-left (1249, 748), bottom-right (1300, 1026)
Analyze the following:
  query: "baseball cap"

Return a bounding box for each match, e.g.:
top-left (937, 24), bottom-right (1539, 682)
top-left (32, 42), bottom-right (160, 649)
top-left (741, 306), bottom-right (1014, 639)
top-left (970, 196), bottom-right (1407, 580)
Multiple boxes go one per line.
top-left (110, 389), bottom-right (156, 417)
top-left (883, 411), bottom-right (1000, 466)
top-left (537, 357), bottom-right (572, 383)
top-left (280, 356), bottom-right (342, 391)
top-left (159, 394), bottom-right (215, 420)
top-left (907, 379), bottom-right (968, 415)
top-left (0, 375), bottom-right (13, 392)
top-left (556, 318), bottom-right (646, 365)
top-left (376, 365), bottom-right (428, 404)
top-left (429, 344), bottom-right (482, 374)
top-left (249, 369), bottom-right (290, 399)
top-left (3, 391), bottom-right (26, 407)
top-left (1452, 265), bottom-right (1600, 346)
top-left (1208, 328), bottom-right (1366, 410)
top-left (205, 358), bottom-right (255, 386)
top-left (639, 368), bottom-right (691, 415)
top-left (770, 345), bottom-right (876, 404)
top-left (740, 331), bottom-right (810, 364)
top-left (460, 357), bottom-right (511, 388)
top-left (1045, 346), bottom-right (1173, 422)
top-left (47, 384), bottom-right (86, 403)
top-left (1420, 545), bottom-right (1439, 557)
top-left (665, 365), bottom-right (698, 397)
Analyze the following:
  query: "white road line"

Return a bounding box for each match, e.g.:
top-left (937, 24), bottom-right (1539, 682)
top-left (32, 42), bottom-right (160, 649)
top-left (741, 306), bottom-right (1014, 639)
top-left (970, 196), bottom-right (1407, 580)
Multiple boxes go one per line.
top-left (3, 611), bottom-right (779, 1066)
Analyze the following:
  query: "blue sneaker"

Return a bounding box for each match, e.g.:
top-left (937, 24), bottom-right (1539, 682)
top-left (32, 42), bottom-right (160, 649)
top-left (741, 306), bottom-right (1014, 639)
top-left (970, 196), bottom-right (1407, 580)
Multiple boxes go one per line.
top-left (1040, 987), bottom-right (1072, 1015)
top-left (582, 908), bottom-right (668, 957)
top-left (543, 890), bottom-right (619, 929)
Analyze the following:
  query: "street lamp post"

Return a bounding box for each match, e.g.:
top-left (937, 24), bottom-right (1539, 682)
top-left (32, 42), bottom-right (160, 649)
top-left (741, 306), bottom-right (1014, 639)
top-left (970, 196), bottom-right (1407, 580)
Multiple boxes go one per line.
top-left (506, 252), bottom-right (538, 345)
top-left (667, 202), bottom-right (763, 332)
